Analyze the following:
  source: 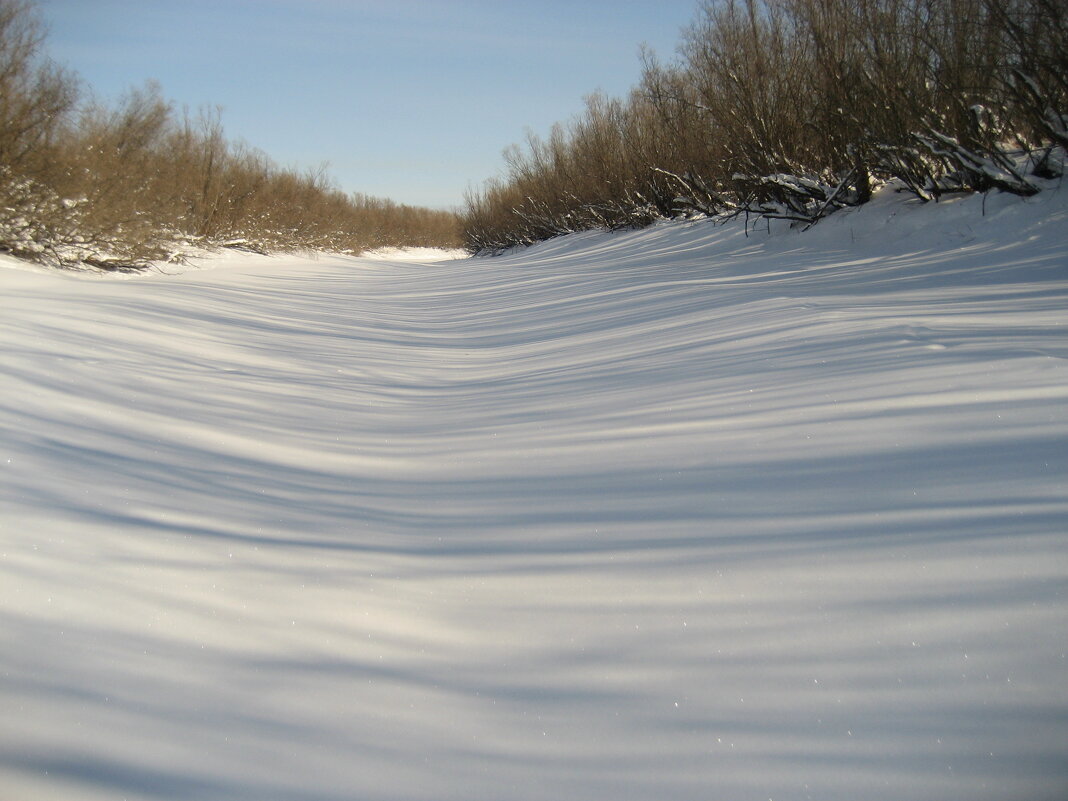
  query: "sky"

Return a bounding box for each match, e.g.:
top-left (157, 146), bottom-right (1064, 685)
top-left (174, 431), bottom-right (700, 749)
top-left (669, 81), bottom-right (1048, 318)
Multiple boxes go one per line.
top-left (36, 0), bottom-right (700, 210)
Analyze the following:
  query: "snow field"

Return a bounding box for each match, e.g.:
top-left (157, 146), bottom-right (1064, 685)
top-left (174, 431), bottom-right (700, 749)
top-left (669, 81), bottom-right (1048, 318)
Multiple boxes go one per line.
top-left (1, 187), bottom-right (1066, 800)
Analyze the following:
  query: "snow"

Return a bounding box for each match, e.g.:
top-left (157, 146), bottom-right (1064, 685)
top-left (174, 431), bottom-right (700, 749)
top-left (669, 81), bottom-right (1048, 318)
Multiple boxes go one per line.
top-left (1, 187), bottom-right (1066, 801)
top-left (359, 246), bottom-right (467, 262)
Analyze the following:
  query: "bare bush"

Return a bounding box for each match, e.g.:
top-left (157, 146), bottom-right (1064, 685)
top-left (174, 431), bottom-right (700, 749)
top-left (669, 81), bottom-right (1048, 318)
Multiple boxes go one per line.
top-left (0, 0), bottom-right (460, 269)
top-left (0, 0), bottom-right (77, 260)
top-left (463, 0), bottom-right (1066, 253)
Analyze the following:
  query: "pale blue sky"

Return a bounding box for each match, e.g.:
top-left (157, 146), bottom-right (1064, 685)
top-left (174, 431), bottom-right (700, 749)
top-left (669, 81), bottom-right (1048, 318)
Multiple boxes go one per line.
top-left (37, 0), bottom-right (699, 209)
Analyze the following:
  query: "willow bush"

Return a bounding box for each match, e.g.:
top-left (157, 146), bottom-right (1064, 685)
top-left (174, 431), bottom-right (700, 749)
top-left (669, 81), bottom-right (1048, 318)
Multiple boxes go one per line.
top-left (0, 0), bottom-right (460, 269)
top-left (463, 0), bottom-right (1066, 253)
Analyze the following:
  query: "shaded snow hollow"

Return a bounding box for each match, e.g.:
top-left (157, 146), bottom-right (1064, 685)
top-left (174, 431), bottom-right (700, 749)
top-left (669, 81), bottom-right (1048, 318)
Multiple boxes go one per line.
top-left (1, 187), bottom-right (1066, 801)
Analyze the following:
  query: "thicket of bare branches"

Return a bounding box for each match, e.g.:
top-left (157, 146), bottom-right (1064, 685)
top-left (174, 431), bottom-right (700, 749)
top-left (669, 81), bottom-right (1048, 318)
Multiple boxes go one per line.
top-left (463, 0), bottom-right (1066, 254)
top-left (0, 0), bottom-right (460, 270)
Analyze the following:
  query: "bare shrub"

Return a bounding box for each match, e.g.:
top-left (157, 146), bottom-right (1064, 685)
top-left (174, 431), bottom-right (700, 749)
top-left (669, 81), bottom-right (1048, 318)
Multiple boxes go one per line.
top-left (463, 0), bottom-right (1066, 253)
top-left (0, 0), bottom-right (460, 268)
top-left (48, 82), bottom-right (181, 266)
top-left (0, 0), bottom-right (78, 260)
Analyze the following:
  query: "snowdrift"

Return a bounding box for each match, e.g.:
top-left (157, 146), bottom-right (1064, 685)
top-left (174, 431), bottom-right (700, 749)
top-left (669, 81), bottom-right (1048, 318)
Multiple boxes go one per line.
top-left (1, 188), bottom-right (1066, 800)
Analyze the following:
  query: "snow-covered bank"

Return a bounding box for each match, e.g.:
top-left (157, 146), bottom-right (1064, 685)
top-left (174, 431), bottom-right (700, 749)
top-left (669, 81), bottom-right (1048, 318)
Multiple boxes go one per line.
top-left (1, 188), bottom-right (1066, 801)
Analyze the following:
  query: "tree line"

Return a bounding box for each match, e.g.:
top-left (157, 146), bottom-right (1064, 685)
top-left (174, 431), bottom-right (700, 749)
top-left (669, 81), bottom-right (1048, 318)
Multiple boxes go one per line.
top-left (462, 0), bottom-right (1066, 253)
top-left (0, 0), bottom-right (460, 270)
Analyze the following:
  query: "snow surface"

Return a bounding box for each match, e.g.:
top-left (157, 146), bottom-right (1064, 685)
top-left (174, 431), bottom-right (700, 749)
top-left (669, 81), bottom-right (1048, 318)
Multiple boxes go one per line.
top-left (1, 188), bottom-right (1066, 801)
top-left (358, 246), bottom-right (467, 262)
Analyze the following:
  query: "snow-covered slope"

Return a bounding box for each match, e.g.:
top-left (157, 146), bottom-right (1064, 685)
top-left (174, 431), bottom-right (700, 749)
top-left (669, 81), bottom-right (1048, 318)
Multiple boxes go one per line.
top-left (1, 188), bottom-right (1066, 801)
